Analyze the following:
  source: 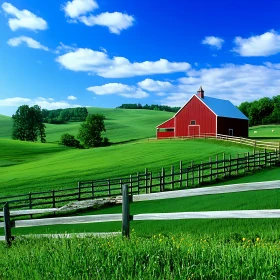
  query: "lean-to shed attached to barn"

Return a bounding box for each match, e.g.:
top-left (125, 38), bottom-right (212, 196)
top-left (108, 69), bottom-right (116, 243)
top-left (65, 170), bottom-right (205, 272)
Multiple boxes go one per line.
top-left (156, 87), bottom-right (248, 139)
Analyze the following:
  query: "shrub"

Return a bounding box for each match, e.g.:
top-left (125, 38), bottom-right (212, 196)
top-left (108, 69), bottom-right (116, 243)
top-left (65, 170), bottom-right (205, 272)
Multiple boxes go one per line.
top-left (60, 133), bottom-right (81, 148)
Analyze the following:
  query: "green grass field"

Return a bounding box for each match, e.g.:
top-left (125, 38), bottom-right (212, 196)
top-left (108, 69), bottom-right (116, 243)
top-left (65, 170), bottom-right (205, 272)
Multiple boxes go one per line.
top-left (0, 108), bottom-right (173, 143)
top-left (0, 138), bottom-right (259, 195)
top-left (2, 234), bottom-right (280, 279)
top-left (249, 124), bottom-right (280, 141)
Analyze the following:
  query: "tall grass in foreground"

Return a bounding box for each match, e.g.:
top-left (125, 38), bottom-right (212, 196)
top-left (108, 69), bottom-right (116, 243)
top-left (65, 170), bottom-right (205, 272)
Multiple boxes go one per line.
top-left (1, 233), bottom-right (280, 279)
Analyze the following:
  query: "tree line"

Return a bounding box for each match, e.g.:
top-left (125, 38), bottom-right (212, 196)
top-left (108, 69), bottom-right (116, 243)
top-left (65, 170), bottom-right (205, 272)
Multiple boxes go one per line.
top-left (41, 107), bottom-right (88, 124)
top-left (12, 105), bottom-right (109, 148)
top-left (117, 103), bottom-right (180, 113)
top-left (238, 95), bottom-right (280, 126)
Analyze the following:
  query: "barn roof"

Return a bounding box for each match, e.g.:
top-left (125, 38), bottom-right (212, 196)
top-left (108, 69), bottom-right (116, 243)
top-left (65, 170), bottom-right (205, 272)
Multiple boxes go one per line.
top-left (200, 96), bottom-right (248, 120)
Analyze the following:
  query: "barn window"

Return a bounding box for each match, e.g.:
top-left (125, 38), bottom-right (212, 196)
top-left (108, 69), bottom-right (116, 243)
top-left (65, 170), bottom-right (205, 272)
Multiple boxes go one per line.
top-left (190, 120), bottom-right (196, 125)
top-left (158, 128), bottom-right (174, 132)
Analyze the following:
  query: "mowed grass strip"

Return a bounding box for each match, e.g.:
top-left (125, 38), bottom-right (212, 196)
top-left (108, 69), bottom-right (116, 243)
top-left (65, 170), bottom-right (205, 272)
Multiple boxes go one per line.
top-left (0, 139), bottom-right (257, 195)
top-left (1, 234), bottom-right (280, 280)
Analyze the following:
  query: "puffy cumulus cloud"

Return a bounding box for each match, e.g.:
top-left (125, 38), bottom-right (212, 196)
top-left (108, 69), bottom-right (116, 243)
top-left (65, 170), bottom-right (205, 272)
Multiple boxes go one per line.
top-left (0, 97), bottom-right (81, 110)
top-left (56, 48), bottom-right (191, 78)
top-left (174, 63), bottom-right (280, 105)
top-left (87, 83), bottom-right (149, 98)
top-left (202, 36), bottom-right (224, 50)
top-left (1, 2), bottom-right (48, 31)
top-left (137, 78), bottom-right (174, 92)
top-left (233, 31), bottom-right (280, 57)
top-left (80, 12), bottom-right (134, 34)
top-left (67, 95), bottom-right (77, 100)
top-left (7, 36), bottom-right (49, 51)
top-left (62, 0), bottom-right (98, 18)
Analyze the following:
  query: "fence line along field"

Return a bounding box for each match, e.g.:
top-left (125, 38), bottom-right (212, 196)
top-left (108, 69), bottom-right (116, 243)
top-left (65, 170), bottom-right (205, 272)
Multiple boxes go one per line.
top-left (1, 148), bottom-right (278, 210)
top-left (0, 138), bottom-right (264, 196)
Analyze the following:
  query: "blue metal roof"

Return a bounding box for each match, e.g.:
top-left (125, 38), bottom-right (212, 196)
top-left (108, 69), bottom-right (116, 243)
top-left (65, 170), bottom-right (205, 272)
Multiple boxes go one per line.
top-left (201, 96), bottom-right (248, 120)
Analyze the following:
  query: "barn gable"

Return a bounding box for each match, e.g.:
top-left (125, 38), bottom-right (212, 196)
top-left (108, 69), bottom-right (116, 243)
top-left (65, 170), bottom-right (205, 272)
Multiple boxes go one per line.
top-left (156, 87), bottom-right (249, 138)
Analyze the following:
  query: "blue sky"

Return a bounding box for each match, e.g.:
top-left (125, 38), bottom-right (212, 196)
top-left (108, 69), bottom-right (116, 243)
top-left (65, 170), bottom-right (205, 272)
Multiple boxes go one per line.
top-left (1, 0), bottom-right (280, 116)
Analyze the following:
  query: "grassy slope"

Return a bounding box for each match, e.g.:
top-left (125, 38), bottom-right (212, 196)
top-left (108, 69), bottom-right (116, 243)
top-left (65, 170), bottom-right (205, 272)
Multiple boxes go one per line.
top-left (249, 124), bottom-right (280, 141)
top-left (0, 139), bottom-right (258, 195)
top-left (0, 114), bottom-right (12, 138)
top-left (0, 108), bottom-right (174, 143)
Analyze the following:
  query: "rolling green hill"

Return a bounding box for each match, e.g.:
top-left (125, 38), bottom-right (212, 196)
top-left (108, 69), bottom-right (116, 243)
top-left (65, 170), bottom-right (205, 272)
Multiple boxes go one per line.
top-left (0, 114), bottom-right (12, 138)
top-left (0, 108), bottom-right (174, 143)
top-left (0, 139), bottom-right (257, 195)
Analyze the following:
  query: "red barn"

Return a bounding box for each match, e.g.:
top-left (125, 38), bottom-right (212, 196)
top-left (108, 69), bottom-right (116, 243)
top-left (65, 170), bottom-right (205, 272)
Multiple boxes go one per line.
top-left (157, 87), bottom-right (248, 139)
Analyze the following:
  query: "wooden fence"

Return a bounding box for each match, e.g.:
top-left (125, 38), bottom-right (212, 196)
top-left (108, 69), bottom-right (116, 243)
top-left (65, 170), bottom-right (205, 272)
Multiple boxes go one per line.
top-left (155, 133), bottom-right (280, 151)
top-left (0, 149), bottom-right (279, 212)
top-left (2, 183), bottom-right (280, 245)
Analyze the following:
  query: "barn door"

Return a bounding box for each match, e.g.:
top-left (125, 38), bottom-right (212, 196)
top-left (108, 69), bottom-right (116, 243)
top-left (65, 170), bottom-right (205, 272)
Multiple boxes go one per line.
top-left (189, 125), bottom-right (200, 136)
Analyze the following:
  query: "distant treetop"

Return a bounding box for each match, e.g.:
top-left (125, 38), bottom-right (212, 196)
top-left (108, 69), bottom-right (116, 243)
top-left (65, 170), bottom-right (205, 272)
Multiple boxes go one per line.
top-left (117, 103), bottom-right (180, 113)
top-left (42, 107), bottom-right (88, 124)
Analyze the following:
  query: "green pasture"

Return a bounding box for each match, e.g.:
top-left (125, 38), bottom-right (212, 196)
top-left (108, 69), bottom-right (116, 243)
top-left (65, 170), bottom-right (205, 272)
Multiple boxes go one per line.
top-left (0, 139), bottom-right (258, 195)
top-left (0, 108), bottom-right (173, 143)
top-left (249, 124), bottom-right (280, 141)
top-left (0, 114), bottom-right (12, 138)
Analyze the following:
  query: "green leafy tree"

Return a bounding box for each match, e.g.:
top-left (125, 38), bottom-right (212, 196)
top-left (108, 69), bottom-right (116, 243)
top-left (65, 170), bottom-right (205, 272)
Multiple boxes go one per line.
top-left (12, 105), bottom-right (46, 142)
top-left (61, 133), bottom-right (81, 148)
top-left (78, 114), bottom-right (108, 147)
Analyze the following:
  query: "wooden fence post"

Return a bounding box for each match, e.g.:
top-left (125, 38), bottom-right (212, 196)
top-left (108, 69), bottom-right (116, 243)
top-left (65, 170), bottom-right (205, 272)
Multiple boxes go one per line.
top-left (209, 157), bottom-right (213, 182)
top-left (229, 155), bottom-right (231, 176)
top-left (78, 182), bottom-right (81, 201)
top-left (137, 172), bottom-right (140, 194)
top-left (265, 149), bottom-right (267, 168)
top-left (198, 164), bottom-right (201, 185)
top-left (91, 181), bottom-right (94, 198)
top-left (222, 153), bottom-right (226, 178)
top-left (201, 162), bottom-right (204, 184)
top-left (149, 171), bottom-right (153, 193)
top-left (145, 168), bottom-right (148, 194)
top-left (161, 168), bottom-right (165, 192)
top-left (4, 202), bottom-right (12, 246)
top-left (216, 155), bottom-right (218, 179)
top-left (236, 154), bottom-right (239, 175)
top-left (179, 161), bottom-right (182, 187)
top-left (171, 165), bottom-right (174, 190)
top-left (52, 190), bottom-right (56, 208)
top-left (247, 152), bottom-right (250, 172)
top-left (122, 184), bottom-right (130, 239)
top-left (29, 192), bottom-right (33, 218)
top-left (278, 143), bottom-right (280, 162)
top-left (191, 161), bottom-right (194, 186)
top-left (107, 179), bottom-right (111, 196)
top-left (129, 175), bottom-right (133, 196)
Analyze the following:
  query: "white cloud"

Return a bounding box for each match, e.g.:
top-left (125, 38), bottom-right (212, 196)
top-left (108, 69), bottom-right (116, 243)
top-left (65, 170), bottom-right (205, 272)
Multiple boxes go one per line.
top-left (62, 0), bottom-right (98, 18)
top-left (80, 12), bottom-right (134, 34)
top-left (7, 36), bottom-right (49, 51)
top-left (233, 30), bottom-right (280, 57)
top-left (87, 83), bottom-right (149, 98)
top-left (56, 48), bottom-right (191, 78)
top-left (171, 64), bottom-right (280, 106)
top-left (1, 2), bottom-right (48, 31)
top-left (67, 95), bottom-right (77, 100)
top-left (137, 78), bottom-right (174, 92)
top-left (202, 36), bottom-right (224, 49)
top-left (0, 97), bottom-right (81, 110)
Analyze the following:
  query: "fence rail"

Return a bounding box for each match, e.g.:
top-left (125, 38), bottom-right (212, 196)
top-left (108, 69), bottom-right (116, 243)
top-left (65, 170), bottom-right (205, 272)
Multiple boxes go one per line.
top-left (0, 147), bottom-right (279, 212)
top-left (2, 183), bottom-right (280, 245)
